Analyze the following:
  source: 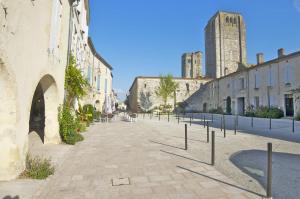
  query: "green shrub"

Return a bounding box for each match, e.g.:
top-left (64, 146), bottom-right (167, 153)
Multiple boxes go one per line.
top-left (254, 106), bottom-right (283, 119)
top-left (58, 105), bottom-right (84, 145)
top-left (83, 104), bottom-right (95, 123)
top-left (296, 112), bottom-right (300, 121)
top-left (76, 121), bottom-right (87, 132)
top-left (209, 107), bottom-right (224, 114)
top-left (20, 155), bottom-right (54, 179)
top-left (94, 111), bottom-right (101, 121)
top-left (267, 107), bottom-right (284, 118)
top-left (245, 106), bottom-right (255, 117)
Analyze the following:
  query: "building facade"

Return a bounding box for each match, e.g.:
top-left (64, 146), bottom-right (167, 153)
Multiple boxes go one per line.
top-left (181, 51), bottom-right (202, 78)
top-left (82, 38), bottom-right (114, 111)
top-left (128, 77), bottom-right (211, 113)
top-left (0, 0), bottom-right (113, 181)
top-left (205, 11), bottom-right (247, 78)
top-left (185, 49), bottom-right (300, 117)
top-left (0, 0), bottom-right (71, 180)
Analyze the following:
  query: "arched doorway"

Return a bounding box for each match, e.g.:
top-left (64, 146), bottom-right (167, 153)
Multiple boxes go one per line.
top-left (29, 75), bottom-right (60, 145)
top-left (226, 96), bottom-right (231, 114)
top-left (29, 83), bottom-right (45, 143)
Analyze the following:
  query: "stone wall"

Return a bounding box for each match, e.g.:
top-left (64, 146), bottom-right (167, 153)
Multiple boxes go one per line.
top-left (128, 77), bottom-right (211, 112)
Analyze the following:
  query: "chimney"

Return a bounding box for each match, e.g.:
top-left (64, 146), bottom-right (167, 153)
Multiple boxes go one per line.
top-left (278, 48), bottom-right (285, 58)
top-left (256, 53), bottom-right (264, 65)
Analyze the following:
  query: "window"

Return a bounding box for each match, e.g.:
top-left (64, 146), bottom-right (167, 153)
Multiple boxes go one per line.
top-left (144, 84), bottom-right (147, 88)
top-left (234, 18), bottom-right (237, 24)
top-left (239, 78), bottom-right (245, 90)
top-left (269, 95), bottom-right (276, 107)
top-left (254, 73), bottom-right (260, 89)
top-left (254, 96), bottom-right (259, 108)
top-left (230, 17), bottom-right (233, 23)
top-left (284, 65), bottom-right (292, 84)
top-left (87, 65), bottom-right (91, 84)
top-left (97, 75), bottom-right (100, 91)
top-left (49, 0), bottom-right (63, 53)
top-left (105, 79), bottom-right (108, 93)
top-left (226, 16), bottom-right (229, 23)
top-left (187, 59), bottom-right (191, 63)
top-left (186, 83), bottom-right (190, 92)
top-left (268, 68), bottom-right (275, 86)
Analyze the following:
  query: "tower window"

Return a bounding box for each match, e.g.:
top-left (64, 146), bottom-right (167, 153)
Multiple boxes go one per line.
top-left (226, 17), bottom-right (229, 23)
top-left (234, 18), bottom-right (237, 24)
top-left (186, 83), bottom-right (190, 92)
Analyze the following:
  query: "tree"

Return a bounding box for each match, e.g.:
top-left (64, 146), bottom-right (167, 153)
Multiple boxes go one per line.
top-left (155, 74), bottom-right (178, 106)
top-left (139, 91), bottom-right (153, 112)
top-left (64, 54), bottom-right (89, 108)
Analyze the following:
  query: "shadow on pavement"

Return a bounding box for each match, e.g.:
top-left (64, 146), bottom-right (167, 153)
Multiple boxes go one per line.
top-left (230, 150), bottom-right (300, 199)
top-left (149, 140), bottom-right (185, 150)
top-left (3, 196), bottom-right (20, 199)
top-left (160, 150), bottom-right (210, 166)
top-left (172, 136), bottom-right (207, 143)
top-left (176, 166), bottom-right (264, 198)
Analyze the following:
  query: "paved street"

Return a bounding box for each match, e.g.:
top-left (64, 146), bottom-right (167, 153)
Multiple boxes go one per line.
top-left (0, 115), bottom-right (265, 199)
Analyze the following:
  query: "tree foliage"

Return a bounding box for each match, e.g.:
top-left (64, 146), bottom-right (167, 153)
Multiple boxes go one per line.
top-left (155, 74), bottom-right (178, 105)
top-left (64, 54), bottom-right (89, 108)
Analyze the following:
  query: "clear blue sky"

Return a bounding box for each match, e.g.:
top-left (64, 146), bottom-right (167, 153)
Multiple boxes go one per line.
top-left (89, 0), bottom-right (300, 101)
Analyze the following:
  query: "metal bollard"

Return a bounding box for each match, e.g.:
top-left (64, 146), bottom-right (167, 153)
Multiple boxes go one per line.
top-left (234, 117), bottom-right (237, 135)
top-left (207, 121), bottom-right (209, 143)
top-left (236, 115), bottom-right (239, 126)
top-left (267, 143), bottom-right (272, 198)
top-left (223, 115), bottom-right (226, 138)
top-left (190, 117), bottom-right (192, 126)
top-left (293, 118), bottom-right (295, 133)
top-left (269, 117), bottom-right (271, 130)
top-left (178, 115), bottom-right (180, 124)
top-left (211, 131), bottom-right (215, 166)
top-left (251, 116), bottom-right (253, 128)
top-left (211, 113), bottom-right (214, 123)
top-left (168, 112), bottom-right (170, 122)
top-left (221, 116), bottom-right (223, 131)
top-left (159, 113), bottom-right (160, 121)
top-left (185, 124), bottom-right (188, 150)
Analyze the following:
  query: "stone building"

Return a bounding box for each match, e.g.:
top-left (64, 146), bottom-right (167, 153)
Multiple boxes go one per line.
top-left (69, 0), bottom-right (90, 70)
top-left (0, 0), bottom-right (72, 180)
top-left (0, 0), bottom-right (113, 181)
top-left (185, 49), bottom-right (300, 117)
top-left (82, 37), bottom-right (114, 111)
top-left (128, 77), bottom-right (211, 113)
top-left (205, 11), bottom-right (247, 78)
top-left (182, 51), bottom-right (202, 78)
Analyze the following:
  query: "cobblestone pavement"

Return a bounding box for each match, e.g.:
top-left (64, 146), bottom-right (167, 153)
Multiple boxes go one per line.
top-left (1, 116), bottom-right (263, 199)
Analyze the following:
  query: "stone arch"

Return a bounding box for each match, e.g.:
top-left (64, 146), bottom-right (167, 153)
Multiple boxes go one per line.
top-left (28, 74), bottom-right (60, 144)
top-left (0, 60), bottom-right (18, 180)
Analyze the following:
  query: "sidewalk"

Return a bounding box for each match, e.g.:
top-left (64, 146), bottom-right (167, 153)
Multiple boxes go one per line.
top-left (0, 117), bottom-right (261, 199)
